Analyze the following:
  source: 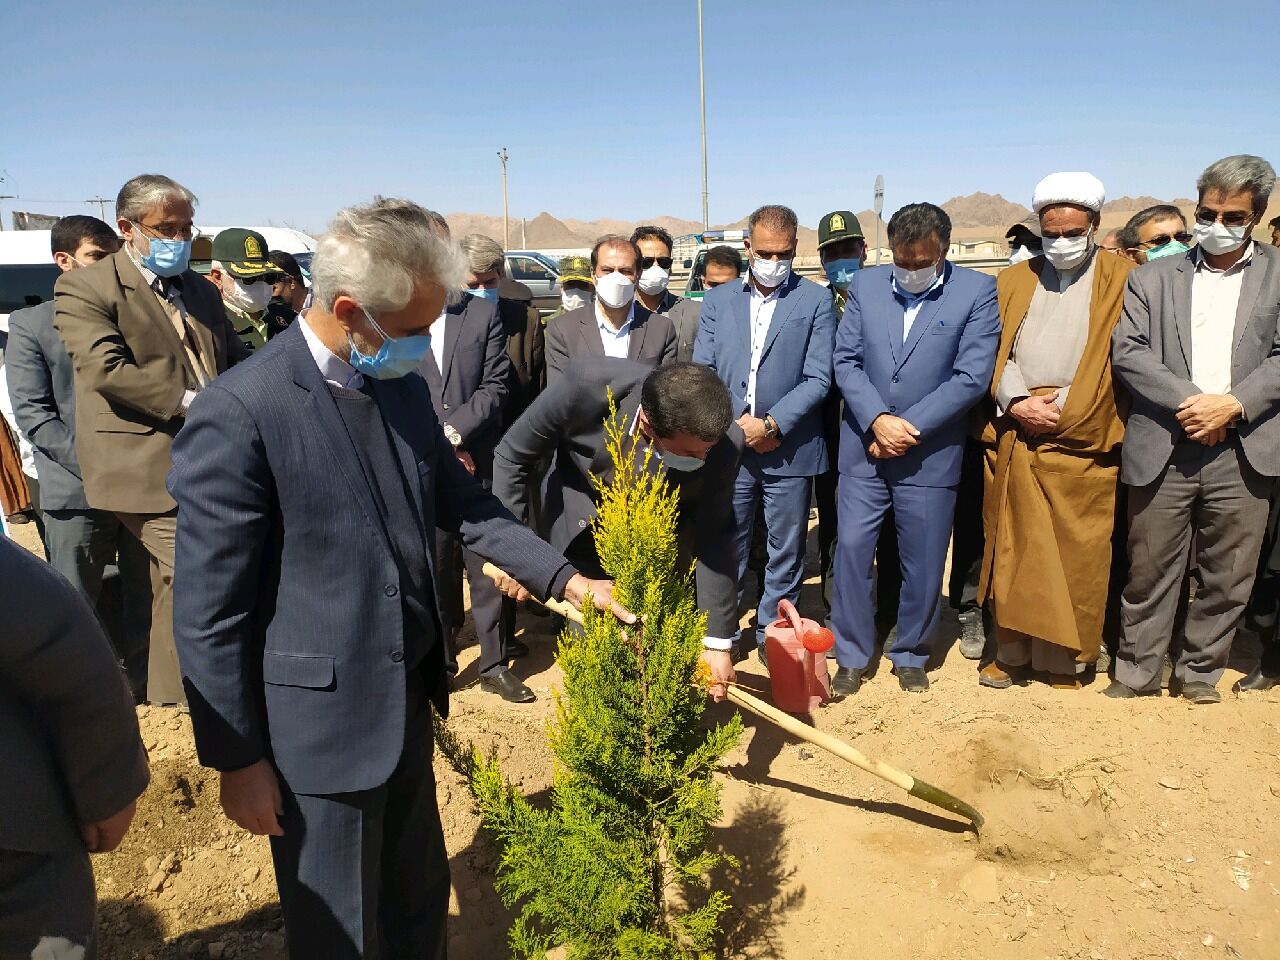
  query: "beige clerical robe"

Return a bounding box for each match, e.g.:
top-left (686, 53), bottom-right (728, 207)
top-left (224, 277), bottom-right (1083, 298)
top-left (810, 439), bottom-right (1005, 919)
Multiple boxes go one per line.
top-left (977, 250), bottom-right (1133, 663)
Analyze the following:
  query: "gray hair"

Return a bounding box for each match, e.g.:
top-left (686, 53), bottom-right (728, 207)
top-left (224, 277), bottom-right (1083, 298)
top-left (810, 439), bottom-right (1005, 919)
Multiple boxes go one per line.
top-left (460, 234), bottom-right (505, 276)
top-left (748, 204), bottom-right (799, 239)
top-left (1197, 154), bottom-right (1276, 216)
top-left (116, 174), bottom-right (198, 222)
top-left (311, 197), bottom-right (466, 315)
top-left (887, 202), bottom-right (952, 250)
top-left (1119, 204), bottom-right (1186, 250)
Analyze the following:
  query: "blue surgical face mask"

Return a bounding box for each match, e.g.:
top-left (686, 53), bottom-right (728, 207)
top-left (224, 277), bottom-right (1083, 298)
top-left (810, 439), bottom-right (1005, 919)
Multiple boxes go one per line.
top-left (468, 286), bottom-right (499, 302)
top-left (824, 257), bottom-right (862, 289)
top-left (347, 307), bottom-right (432, 380)
top-left (1144, 240), bottom-right (1190, 262)
top-left (132, 223), bottom-right (191, 278)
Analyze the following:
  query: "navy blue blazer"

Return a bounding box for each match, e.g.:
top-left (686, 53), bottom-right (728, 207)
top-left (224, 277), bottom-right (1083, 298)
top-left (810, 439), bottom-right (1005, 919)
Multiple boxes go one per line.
top-left (693, 272), bottom-right (834, 477)
top-left (420, 294), bottom-right (511, 476)
top-left (4, 301), bottom-right (86, 510)
top-left (168, 321), bottom-right (574, 796)
top-left (834, 263), bottom-right (999, 487)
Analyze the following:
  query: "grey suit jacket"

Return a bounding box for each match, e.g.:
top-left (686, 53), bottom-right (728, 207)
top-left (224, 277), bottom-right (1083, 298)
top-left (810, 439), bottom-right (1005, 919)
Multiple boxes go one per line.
top-left (420, 294), bottom-right (511, 474)
top-left (544, 302), bottom-right (677, 383)
top-left (5, 300), bottom-right (87, 509)
top-left (492, 356), bottom-right (743, 639)
top-left (0, 537), bottom-right (148, 853)
top-left (1112, 244), bottom-right (1280, 487)
top-left (650, 290), bottom-right (702, 363)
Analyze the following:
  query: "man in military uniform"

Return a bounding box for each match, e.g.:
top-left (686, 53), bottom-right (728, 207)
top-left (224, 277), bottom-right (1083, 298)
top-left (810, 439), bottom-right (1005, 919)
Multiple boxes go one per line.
top-left (816, 211), bottom-right (900, 649)
top-left (545, 254), bottom-right (594, 325)
top-left (207, 228), bottom-right (283, 351)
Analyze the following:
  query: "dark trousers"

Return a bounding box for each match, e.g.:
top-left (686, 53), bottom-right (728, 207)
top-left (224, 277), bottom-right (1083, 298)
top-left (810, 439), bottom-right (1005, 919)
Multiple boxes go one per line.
top-left (43, 508), bottom-right (152, 693)
top-left (947, 440), bottom-right (986, 614)
top-left (270, 672), bottom-right (449, 960)
top-left (0, 847), bottom-right (96, 960)
top-left (1245, 485), bottom-right (1280, 673)
top-left (434, 526), bottom-right (513, 678)
top-left (831, 475), bottom-right (957, 671)
top-left (1116, 440), bottom-right (1271, 690)
top-left (732, 466), bottom-right (811, 647)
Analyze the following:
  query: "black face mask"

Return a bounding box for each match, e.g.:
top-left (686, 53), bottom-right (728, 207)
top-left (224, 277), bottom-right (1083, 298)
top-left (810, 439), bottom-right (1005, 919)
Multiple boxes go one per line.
top-left (269, 295), bottom-right (291, 308)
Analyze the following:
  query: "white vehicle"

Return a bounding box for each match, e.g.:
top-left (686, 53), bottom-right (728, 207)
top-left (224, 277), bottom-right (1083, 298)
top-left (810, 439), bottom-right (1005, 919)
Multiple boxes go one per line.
top-left (0, 225), bottom-right (317, 327)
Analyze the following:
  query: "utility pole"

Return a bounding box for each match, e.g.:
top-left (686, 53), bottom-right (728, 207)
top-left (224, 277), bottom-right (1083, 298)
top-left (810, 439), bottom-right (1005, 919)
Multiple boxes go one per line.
top-left (498, 148), bottom-right (510, 249)
top-left (873, 174), bottom-right (885, 265)
top-left (697, 0), bottom-right (709, 231)
top-left (85, 196), bottom-right (109, 221)
top-left (0, 197), bottom-right (14, 231)
top-left (521, 217), bottom-right (527, 248)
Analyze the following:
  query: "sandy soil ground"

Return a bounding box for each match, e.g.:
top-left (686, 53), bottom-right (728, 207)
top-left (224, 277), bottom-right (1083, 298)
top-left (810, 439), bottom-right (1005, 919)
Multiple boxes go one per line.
top-left (10, 521), bottom-right (1279, 959)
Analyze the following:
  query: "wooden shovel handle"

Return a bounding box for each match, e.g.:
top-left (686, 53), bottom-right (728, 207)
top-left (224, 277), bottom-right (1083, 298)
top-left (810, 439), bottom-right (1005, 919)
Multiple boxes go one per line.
top-left (481, 562), bottom-right (584, 624)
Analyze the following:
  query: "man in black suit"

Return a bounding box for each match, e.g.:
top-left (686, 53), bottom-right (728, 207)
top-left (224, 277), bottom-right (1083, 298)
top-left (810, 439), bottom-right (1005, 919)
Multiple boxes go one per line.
top-left (0, 537), bottom-right (149, 959)
top-left (421, 288), bottom-right (534, 701)
top-left (544, 235), bottom-right (677, 382)
top-left (169, 199), bottom-right (632, 959)
top-left (5, 216), bottom-right (151, 690)
top-left (493, 357), bottom-right (741, 690)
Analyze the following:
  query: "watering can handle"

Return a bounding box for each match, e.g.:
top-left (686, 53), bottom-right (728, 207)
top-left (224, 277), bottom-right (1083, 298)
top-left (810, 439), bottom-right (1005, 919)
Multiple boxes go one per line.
top-left (777, 598), bottom-right (804, 635)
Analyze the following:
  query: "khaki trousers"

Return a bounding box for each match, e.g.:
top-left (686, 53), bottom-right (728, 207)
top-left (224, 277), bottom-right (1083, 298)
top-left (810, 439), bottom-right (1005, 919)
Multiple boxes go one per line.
top-left (115, 509), bottom-right (184, 706)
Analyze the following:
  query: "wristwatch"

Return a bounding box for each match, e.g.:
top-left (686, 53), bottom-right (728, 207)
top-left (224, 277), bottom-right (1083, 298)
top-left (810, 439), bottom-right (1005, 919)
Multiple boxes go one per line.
top-left (763, 415), bottom-right (781, 439)
top-left (443, 423), bottom-right (463, 448)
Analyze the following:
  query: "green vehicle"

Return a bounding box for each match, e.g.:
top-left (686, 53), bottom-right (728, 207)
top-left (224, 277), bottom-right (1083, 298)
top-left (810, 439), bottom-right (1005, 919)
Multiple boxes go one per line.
top-left (675, 229), bottom-right (748, 300)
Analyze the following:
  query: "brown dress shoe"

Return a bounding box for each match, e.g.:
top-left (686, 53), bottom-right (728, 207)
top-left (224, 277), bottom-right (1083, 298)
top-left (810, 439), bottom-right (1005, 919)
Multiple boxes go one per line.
top-left (1047, 673), bottom-right (1081, 690)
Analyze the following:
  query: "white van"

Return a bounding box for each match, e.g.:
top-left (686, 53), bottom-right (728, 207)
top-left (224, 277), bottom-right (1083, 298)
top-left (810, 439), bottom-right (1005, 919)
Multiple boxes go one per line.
top-left (0, 225), bottom-right (317, 328)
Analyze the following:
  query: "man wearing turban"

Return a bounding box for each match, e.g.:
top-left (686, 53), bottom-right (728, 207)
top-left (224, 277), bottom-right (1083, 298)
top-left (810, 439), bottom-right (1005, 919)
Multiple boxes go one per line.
top-left (977, 172), bottom-right (1133, 689)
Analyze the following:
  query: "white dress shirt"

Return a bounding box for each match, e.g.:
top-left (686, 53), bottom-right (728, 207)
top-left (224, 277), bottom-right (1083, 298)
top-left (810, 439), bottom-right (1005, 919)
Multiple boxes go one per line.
top-left (430, 307), bottom-right (449, 374)
top-left (1190, 243), bottom-right (1253, 397)
top-left (745, 279), bottom-right (781, 414)
top-left (301, 314), bottom-right (364, 391)
top-left (891, 267), bottom-right (946, 341)
top-left (595, 300), bottom-right (637, 359)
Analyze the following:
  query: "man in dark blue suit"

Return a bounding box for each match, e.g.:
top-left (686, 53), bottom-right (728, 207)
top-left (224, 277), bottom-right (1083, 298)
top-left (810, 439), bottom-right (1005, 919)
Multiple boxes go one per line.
top-left (832, 203), bottom-right (999, 694)
top-left (168, 199), bottom-right (631, 959)
top-left (694, 204), bottom-right (835, 658)
top-left (420, 289), bottom-right (533, 702)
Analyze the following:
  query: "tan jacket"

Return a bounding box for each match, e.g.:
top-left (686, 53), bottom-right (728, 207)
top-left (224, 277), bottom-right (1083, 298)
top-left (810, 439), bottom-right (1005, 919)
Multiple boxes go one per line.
top-left (53, 250), bottom-right (248, 514)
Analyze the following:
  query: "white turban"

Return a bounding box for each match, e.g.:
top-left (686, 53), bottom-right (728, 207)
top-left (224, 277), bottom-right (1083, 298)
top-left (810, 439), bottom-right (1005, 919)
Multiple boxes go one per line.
top-left (1032, 172), bottom-right (1106, 215)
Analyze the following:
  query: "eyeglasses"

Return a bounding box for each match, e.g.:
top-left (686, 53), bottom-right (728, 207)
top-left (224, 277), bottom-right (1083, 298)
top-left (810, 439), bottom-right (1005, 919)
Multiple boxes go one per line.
top-left (1141, 232), bottom-right (1193, 248)
top-left (242, 273), bottom-right (282, 286)
top-left (1195, 208), bottom-right (1254, 228)
top-left (132, 220), bottom-right (194, 241)
top-left (640, 256), bottom-right (673, 271)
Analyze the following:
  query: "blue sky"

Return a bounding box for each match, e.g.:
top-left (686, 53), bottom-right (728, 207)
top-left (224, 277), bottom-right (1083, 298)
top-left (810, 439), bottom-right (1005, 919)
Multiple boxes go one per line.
top-left (1, 1), bottom-right (1272, 234)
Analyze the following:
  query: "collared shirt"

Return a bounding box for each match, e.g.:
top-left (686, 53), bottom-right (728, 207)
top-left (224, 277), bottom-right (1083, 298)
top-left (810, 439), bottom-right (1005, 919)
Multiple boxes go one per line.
top-left (891, 265), bottom-right (946, 340)
top-left (745, 279), bottom-right (781, 414)
top-left (1190, 242), bottom-right (1254, 396)
top-left (594, 299), bottom-right (637, 359)
top-left (429, 306), bottom-right (449, 374)
top-left (301, 313), bottom-right (364, 391)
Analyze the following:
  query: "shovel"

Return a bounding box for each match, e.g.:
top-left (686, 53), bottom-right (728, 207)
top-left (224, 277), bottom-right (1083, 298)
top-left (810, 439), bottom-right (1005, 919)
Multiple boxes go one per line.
top-left (482, 562), bottom-right (984, 833)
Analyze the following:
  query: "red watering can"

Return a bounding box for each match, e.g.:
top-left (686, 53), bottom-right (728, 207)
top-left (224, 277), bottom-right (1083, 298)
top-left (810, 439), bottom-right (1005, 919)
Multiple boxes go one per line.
top-left (764, 599), bottom-right (834, 713)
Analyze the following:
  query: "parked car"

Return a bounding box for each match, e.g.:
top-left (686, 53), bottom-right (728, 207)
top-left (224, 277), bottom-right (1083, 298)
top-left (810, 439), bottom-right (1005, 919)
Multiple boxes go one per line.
top-left (504, 250), bottom-right (561, 314)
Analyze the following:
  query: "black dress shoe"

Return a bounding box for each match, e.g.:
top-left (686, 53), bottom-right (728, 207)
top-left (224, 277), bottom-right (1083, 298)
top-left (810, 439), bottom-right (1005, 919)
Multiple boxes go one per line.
top-left (832, 667), bottom-right (865, 696)
top-left (479, 667), bottom-right (536, 703)
top-left (893, 666), bottom-right (929, 693)
top-left (507, 638), bottom-right (530, 660)
top-left (1178, 680), bottom-right (1221, 705)
top-left (1234, 665), bottom-right (1280, 693)
top-left (1102, 680), bottom-right (1158, 699)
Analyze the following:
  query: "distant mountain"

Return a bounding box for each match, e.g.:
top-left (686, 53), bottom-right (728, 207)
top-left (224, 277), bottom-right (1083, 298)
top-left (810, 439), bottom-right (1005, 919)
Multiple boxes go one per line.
top-left (941, 192), bottom-right (1032, 229)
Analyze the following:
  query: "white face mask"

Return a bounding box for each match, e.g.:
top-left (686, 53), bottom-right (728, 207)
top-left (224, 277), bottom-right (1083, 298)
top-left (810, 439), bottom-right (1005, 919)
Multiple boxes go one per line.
top-left (595, 271), bottom-right (635, 309)
top-left (749, 255), bottom-right (792, 289)
top-left (227, 276), bottom-right (273, 313)
top-left (1042, 230), bottom-right (1093, 271)
top-left (893, 262), bottom-right (939, 295)
top-left (1008, 245), bottom-right (1037, 265)
top-left (562, 288), bottom-right (592, 312)
top-left (1194, 219), bottom-right (1251, 256)
top-left (637, 264), bottom-right (670, 295)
